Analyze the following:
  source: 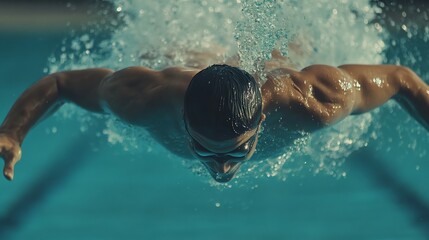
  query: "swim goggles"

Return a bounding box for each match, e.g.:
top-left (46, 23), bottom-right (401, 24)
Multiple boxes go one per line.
top-left (187, 125), bottom-right (259, 159)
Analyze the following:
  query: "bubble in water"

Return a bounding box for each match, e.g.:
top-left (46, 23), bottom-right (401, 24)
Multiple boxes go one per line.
top-left (234, 0), bottom-right (289, 82)
top-left (46, 0), bottom-right (416, 185)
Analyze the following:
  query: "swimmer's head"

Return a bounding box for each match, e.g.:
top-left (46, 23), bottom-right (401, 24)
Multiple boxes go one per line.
top-left (184, 64), bottom-right (265, 182)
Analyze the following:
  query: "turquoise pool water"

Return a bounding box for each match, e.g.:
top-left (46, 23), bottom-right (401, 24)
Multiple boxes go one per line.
top-left (1, 0), bottom-right (429, 239)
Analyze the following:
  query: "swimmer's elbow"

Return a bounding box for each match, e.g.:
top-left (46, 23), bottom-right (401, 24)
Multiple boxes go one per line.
top-left (54, 69), bottom-right (114, 113)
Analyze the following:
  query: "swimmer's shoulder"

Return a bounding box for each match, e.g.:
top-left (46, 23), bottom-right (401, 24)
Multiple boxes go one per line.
top-left (263, 65), bottom-right (331, 107)
top-left (100, 66), bottom-right (200, 98)
top-left (99, 66), bottom-right (197, 123)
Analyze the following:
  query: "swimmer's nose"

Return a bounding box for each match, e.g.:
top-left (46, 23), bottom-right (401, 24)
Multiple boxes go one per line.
top-left (219, 162), bottom-right (232, 173)
top-left (202, 160), bottom-right (232, 172)
top-left (200, 158), bottom-right (242, 182)
top-left (209, 160), bottom-right (232, 173)
top-left (224, 163), bottom-right (233, 173)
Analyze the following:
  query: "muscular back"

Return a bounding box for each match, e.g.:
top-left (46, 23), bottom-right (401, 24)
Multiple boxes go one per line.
top-left (98, 66), bottom-right (198, 158)
top-left (262, 65), bottom-right (355, 131)
top-left (58, 64), bottom-right (419, 150)
top-left (99, 66), bottom-right (196, 128)
top-left (1, 61), bottom-right (427, 180)
top-left (261, 64), bottom-right (411, 132)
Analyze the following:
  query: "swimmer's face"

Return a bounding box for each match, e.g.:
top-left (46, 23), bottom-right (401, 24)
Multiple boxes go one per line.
top-left (185, 116), bottom-right (264, 182)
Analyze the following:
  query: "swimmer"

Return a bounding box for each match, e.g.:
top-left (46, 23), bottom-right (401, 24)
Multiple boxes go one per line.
top-left (1, 50), bottom-right (428, 182)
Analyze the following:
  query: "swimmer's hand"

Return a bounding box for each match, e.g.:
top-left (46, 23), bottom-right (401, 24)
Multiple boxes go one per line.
top-left (0, 134), bottom-right (22, 181)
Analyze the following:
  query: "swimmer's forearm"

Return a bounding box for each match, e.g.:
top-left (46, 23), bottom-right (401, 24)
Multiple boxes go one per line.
top-left (0, 74), bottom-right (63, 144)
top-left (0, 75), bottom-right (61, 180)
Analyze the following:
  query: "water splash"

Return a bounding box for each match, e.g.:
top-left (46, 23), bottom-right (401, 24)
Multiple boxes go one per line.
top-left (45, 0), bottom-right (429, 185)
top-left (235, 0), bottom-right (289, 81)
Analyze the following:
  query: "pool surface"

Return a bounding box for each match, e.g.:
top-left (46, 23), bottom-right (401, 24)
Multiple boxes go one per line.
top-left (1, 0), bottom-right (429, 239)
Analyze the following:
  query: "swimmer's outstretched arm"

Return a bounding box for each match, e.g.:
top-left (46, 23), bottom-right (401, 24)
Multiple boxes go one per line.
top-left (338, 64), bottom-right (429, 130)
top-left (0, 68), bottom-right (114, 180)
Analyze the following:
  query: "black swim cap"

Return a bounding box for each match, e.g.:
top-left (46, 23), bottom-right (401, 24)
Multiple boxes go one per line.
top-left (184, 64), bottom-right (262, 140)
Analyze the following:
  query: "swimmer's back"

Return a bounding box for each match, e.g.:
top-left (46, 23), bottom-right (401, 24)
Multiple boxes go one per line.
top-left (99, 66), bottom-right (198, 127)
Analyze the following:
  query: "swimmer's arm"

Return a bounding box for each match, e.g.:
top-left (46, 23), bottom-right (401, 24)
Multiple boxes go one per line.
top-left (0, 68), bottom-right (113, 180)
top-left (339, 64), bottom-right (429, 130)
top-left (1, 68), bottom-right (113, 142)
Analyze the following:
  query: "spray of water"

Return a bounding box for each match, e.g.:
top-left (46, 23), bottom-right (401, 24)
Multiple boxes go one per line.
top-left (45, 0), bottom-right (429, 185)
top-left (235, 0), bottom-right (289, 81)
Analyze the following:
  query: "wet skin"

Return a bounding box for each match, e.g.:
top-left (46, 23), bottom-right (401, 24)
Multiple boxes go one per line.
top-left (1, 52), bottom-right (429, 182)
top-left (185, 117), bottom-right (263, 182)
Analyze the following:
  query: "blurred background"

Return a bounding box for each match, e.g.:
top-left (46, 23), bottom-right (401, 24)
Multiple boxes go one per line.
top-left (1, 0), bottom-right (429, 239)
top-left (0, 0), bottom-right (115, 32)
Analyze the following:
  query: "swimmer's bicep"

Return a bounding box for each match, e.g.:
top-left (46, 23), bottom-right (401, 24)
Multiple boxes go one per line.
top-left (56, 68), bottom-right (114, 113)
